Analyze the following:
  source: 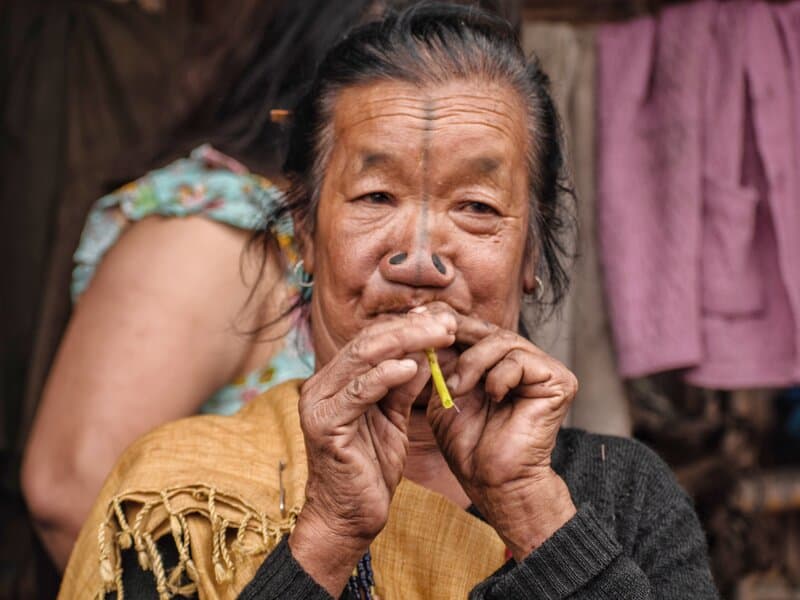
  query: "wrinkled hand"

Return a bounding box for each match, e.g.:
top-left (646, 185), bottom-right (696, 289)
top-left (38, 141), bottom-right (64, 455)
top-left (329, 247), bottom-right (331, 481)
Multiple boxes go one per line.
top-left (426, 306), bottom-right (578, 560)
top-left (289, 309), bottom-right (455, 594)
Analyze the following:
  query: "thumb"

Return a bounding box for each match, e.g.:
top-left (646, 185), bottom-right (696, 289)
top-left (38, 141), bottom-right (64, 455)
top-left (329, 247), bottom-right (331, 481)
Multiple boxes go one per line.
top-left (380, 352), bottom-right (430, 430)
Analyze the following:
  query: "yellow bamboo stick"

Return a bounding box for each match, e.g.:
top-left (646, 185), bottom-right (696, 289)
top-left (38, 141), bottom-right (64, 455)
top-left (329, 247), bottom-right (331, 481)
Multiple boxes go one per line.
top-left (425, 348), bottom-right (457, 411)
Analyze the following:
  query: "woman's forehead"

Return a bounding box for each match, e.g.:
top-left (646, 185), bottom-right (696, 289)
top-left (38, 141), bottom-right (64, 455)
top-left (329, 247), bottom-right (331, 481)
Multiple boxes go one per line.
top-left (329, 79), bottom-right (529, 170)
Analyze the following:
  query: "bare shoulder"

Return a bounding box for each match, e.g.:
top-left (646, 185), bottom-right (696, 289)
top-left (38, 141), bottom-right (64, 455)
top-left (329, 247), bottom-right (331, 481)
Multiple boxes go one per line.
top-left (84, 214), bottom-right (290, 335)
top-left (27, 213), bottom-right (291, 452)
top-left (67, 214), bottom-right (292, 399)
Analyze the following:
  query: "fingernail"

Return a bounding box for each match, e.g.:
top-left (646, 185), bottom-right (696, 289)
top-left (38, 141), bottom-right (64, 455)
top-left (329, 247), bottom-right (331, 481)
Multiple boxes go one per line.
top-left (409, 306), bottom-right (428, 314)
top-left (399, 358), bottom-right (418, 371)
top-left (446, 374), bottom-right (460, 393)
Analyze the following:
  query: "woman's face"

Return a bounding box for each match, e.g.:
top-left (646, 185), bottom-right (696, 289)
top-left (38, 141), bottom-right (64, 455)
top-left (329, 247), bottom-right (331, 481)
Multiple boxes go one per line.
top-left (302, 79), bottom-right (535, 367)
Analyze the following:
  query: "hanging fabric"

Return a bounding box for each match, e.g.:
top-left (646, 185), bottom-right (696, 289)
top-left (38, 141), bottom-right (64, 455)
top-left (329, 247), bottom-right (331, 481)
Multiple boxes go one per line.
top-left (522, 22), bottom-right (630, 434)
top-left (597, 0), bottom-right (800, 388)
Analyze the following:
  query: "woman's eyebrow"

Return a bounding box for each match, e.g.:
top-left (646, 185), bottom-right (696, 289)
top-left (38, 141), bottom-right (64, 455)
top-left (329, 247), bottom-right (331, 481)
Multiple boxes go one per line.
top-left (357, 151), bottom-right (393, 174)
top-left (352, 150), bottom-right (505, 185)
top-left (469, 155), bottom-right (501, 175)
top-left (449, 155), bottom-right (505, 182)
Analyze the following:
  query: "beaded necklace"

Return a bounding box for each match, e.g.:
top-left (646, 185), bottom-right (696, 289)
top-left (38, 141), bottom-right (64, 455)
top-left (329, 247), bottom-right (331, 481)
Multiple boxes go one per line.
top-left (347, 551), bottom-right (377, 599)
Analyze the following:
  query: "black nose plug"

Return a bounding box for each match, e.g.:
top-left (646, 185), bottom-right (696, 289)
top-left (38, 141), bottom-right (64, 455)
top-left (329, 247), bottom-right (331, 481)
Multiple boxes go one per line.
top-left (388, 252), bottom-right (446, 275)
top-left (432, 254), bottom-right (446, 275)
top-left (388, 252), bottom-right (407, 265)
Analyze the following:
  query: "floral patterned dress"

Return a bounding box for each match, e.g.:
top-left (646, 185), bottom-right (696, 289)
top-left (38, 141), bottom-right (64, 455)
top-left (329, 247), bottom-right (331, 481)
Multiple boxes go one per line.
top-left (71, 145), bottom-right (315, 415)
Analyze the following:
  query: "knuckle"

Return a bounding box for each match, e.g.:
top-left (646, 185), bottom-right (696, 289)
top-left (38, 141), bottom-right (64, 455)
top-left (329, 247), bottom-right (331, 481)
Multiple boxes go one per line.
top-left (372, 361), bottom-right (391, 381)
top-left (301, 404), bottom-right (325, 436)
top-left (485, 378), bottom-right (507, 400)
top-left (300, 375), bottom-right (320, 399)
top-left (481, 318), bottom-right (497, 334)
top-left (547, 354), bottom-right (569, 373)
top-left (552, 361), bottom-right (576, 391)
top-left (345, 375), bottom-right (367, 400)
top-left (458, 350), bottom-right (478, 372)
top-left (428, 306), bottom-right (457, 328)
top-left (498, 328), bottom-right (517, 342)
top-left (302, 395), bottom-right (341, 436)
top-left (566, 371), bottom-right (579, 398)
top-left (348, 338), bottom-right (367, 362)
top-left (507, 349), bottom-right (528, 366)
top-left (317, 435), bottom-right (341, 457)
top-left (550, 371), bottom-right (577, 408)
top-left (386, 329), bottom-right (407, 350)
top-left (410, 315), bottom-right (445, 338)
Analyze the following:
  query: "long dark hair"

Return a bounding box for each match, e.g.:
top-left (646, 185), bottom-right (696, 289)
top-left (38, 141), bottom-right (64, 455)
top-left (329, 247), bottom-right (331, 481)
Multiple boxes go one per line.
top-left (172, 1), bottom-right (377, 173)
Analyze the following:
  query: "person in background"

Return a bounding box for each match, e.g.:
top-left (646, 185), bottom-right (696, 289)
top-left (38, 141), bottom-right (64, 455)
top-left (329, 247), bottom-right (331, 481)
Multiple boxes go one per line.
top-left (20, 0), bottom-right (518, 571)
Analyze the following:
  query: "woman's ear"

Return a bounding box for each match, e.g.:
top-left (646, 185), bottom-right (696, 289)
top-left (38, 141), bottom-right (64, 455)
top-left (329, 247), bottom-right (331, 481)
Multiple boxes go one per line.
top-left (292, 215), bottom-right (315, 275)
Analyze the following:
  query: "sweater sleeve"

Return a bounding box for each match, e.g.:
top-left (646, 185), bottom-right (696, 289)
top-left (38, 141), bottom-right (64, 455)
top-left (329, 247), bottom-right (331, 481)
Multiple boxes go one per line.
top-left (237, 537), bottom-right (336, 600)
top-left (469, 448), bottom-right (718, 599)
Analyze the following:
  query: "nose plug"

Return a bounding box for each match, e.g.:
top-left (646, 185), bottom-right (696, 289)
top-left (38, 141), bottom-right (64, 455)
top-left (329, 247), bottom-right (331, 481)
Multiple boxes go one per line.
top-left (388, 252), bottom-right (447, 275)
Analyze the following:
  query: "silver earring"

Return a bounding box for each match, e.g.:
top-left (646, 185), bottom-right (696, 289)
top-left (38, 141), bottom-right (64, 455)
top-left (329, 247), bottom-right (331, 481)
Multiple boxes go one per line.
top-left (294, 260), bottom-right (314, 288)
top-left (534, 276), bottom-right (545, 301)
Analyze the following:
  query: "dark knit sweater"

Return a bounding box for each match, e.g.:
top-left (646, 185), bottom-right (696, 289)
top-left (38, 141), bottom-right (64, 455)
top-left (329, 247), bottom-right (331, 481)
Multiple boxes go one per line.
top-left (112, 428), bottom-right (719, 599)
top-left (239, 428), bottom-right (718, 599)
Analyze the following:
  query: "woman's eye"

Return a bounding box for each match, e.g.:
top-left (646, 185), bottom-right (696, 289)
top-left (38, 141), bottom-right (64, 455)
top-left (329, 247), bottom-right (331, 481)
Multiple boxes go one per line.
top-left (461, 201), bottom-right (499, 215)
top-left (358, 192), bottom-right (393, 205)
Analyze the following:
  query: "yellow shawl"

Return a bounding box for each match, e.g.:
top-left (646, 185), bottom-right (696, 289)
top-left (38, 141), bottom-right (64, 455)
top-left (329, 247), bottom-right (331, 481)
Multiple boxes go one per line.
top-left (59, 380), bottom-right (506, 599)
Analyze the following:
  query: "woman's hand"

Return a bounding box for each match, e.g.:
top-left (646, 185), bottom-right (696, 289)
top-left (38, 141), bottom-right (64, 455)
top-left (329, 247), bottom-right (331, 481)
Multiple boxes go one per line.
top-left (289, 309), bottom-right (456, 595)
top-left (426, 308), bottom-right (578, 561)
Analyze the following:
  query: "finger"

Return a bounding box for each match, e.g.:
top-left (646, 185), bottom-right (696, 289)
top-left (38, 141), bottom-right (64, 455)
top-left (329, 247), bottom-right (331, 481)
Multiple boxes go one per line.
top-left (484, 351), bottom-right (526, 402)
top-left (427, 383), bottom-right (485, 432)
top-left (452, 312), bottom-right (499, 346)
top-left (303, 359), bottom-right (418, 434)
top-left (312, 311), bottom-right (455, 397)
top-left (380, 351), bottom-right (431, 430)
top-left (426, 383), bottom-right (489, 470)
top-left (346, 309), bottom-right (455, 364)
top-left (484, 348), bottom-right (572, 403)
top-left (364, 410), bottom-right (408, 493)
top-left (490, 364), bottom-right (579, 417)
top-left (452, 311), bottom-right (551, 352)
top-left (518, 367), bottom-right (579, 411)
top-left (450, 334), bottom-right (549, 397)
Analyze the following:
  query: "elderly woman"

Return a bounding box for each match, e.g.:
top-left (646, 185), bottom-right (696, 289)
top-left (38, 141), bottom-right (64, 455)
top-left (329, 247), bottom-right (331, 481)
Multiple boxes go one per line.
top-left (58, 4), bottom-right (718, 599)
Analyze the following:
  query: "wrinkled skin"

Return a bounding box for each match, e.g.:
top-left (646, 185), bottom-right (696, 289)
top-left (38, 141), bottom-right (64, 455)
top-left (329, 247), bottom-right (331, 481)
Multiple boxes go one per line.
top-left (426, 304), bottom-right (578, 558)
top-left (288, 79), bottom-right (578, 595)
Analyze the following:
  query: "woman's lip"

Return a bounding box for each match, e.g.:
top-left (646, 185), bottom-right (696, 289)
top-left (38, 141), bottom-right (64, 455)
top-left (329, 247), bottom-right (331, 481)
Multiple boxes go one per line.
top-left (366, 298), bottom-right (469, 319)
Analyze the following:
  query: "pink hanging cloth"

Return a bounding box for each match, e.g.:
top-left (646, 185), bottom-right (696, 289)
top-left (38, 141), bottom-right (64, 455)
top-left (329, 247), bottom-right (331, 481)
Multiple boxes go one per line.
top-left (597, 1), bottom-right (800, 388)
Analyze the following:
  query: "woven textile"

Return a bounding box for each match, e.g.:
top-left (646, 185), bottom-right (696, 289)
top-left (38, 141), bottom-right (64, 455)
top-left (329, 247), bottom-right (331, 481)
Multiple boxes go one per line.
top-left (58, 379), bottom-right (505, 599)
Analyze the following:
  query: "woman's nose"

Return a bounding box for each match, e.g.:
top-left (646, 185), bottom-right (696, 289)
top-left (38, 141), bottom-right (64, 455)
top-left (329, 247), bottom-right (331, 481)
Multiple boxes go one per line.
top-left (379, 246), bottom-right (455, 288)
